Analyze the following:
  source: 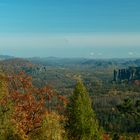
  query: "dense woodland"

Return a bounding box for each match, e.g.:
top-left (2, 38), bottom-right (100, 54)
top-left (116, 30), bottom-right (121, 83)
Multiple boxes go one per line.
top-left (0, 56), bottom-right (140, 140)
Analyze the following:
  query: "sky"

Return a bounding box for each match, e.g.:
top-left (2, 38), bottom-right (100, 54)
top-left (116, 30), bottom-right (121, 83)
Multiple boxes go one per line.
top-left (0, 0), bottom-right (140, 58)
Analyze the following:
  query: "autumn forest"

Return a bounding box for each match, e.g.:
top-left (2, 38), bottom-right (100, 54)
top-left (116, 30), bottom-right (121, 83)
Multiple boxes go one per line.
top-left (0, 56), bottom-right (140, 140)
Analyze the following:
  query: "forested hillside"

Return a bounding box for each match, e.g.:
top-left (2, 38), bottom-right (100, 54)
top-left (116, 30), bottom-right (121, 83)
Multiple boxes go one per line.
top-left (0, 57), bottom-right (140, 139)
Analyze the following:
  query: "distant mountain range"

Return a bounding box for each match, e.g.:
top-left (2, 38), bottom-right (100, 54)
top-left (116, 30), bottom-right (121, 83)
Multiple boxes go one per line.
top-left (0, 55), bottom-right (14, 60)
top-left (1, 55), bottom-right (140, 68)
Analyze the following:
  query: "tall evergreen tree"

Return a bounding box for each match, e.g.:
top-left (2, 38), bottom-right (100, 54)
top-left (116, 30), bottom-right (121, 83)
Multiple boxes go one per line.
top-left (66, 80), bottom-right (103, 140)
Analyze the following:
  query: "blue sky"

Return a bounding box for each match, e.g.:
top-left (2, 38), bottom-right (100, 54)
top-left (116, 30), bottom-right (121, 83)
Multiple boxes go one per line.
top-left (0, 0), bottom-right (140, 58)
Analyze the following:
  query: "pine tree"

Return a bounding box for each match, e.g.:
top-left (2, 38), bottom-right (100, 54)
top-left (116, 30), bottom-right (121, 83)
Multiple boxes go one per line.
top-left (66, 80), bottom-right (103, 140)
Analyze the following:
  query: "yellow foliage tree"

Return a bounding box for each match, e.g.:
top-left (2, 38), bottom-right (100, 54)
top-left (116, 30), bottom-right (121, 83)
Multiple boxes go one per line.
top-left (29, 112), bottom-right (67, 140)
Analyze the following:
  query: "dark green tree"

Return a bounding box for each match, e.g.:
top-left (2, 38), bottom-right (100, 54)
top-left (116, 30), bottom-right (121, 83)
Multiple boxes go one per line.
top-left (117, 98), bottom-right (140, 132)
top-left (66, 80), bottom-right (103, 140)
top-left (112, 133), bottom-right (119, 140)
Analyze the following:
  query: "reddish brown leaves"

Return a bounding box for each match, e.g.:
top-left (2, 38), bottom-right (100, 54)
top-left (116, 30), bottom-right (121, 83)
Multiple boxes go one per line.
top-left (2, 71), bottom-right (67, 135)
top-left (103, 134), bottom-right (110, 140)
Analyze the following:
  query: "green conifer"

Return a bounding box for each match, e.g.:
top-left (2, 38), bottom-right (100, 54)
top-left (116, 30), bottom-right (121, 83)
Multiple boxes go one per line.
top-left (66, 80), bottom-right (103, 140)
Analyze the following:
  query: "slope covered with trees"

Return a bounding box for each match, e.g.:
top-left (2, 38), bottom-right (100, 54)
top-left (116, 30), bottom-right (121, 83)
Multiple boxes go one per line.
top-left (0, 58), bottom-right (140, 139)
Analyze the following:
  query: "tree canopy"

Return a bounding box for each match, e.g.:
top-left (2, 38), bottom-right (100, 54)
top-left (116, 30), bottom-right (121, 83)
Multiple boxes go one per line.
top-left (66, 79), bottom-right (103, 140)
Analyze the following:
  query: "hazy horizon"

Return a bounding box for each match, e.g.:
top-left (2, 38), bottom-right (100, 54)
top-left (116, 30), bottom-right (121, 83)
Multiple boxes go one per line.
top-left (0, 0), bottom-right (140, 58)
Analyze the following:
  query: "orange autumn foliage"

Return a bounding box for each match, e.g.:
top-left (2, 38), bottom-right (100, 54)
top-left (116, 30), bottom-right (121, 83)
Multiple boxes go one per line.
top-left (2, 71), bottom-right (67, 136)
top-left (103, 134), bottom-right (110, 140)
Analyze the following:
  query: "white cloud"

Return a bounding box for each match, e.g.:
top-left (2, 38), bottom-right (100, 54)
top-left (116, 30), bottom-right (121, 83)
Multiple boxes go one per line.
top-left (128, 52), bottom-right (134, 56)
top-left (90, 52), bottom-right (95, 56)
